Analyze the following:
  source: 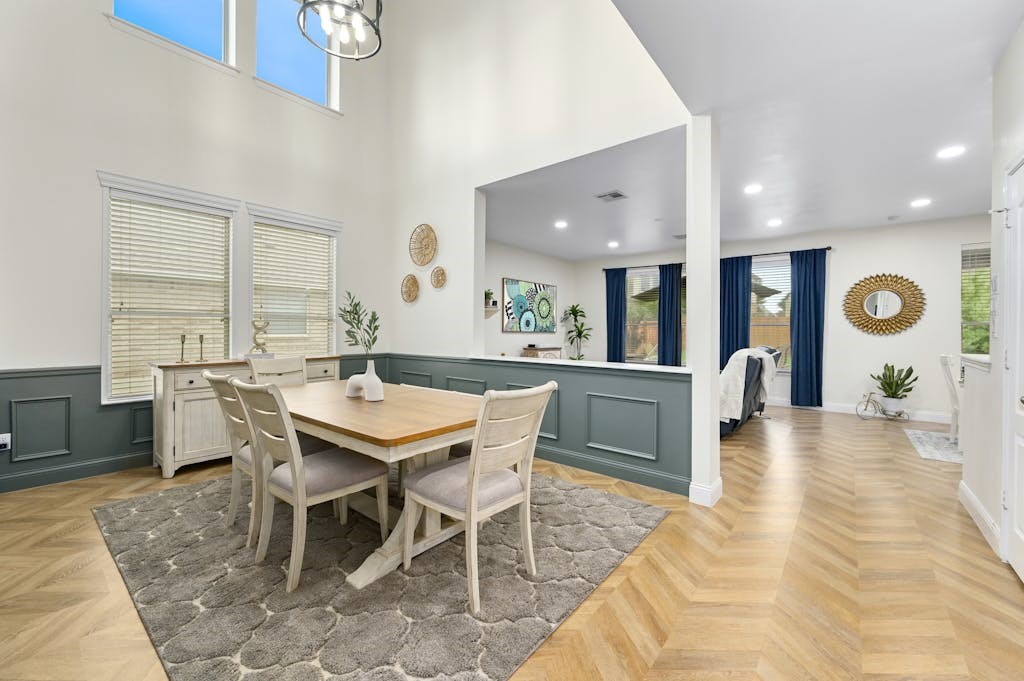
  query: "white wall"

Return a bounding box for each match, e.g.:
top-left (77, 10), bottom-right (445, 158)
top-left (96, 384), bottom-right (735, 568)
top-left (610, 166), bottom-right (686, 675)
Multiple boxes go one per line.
top-left (384, 0), bottom-right (689, 358)
top-left (0, 1), bottom-right (394, 369)
top-left (722, 215), bottom-right (990, 421)
top-left (483, 241), bottom-right (576, 357)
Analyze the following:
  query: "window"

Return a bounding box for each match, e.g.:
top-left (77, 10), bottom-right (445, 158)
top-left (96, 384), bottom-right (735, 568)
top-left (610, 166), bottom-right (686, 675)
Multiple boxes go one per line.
top-left (961, 243), bottom-right (991, 354)
top-left (624, 267), bottom-right (686, 364)
top-left (252, 221), bottom-right (336, 356)
top-left (106, 191), bottom-right (232, 401)
top-left (257, 0), bottom-right (339, 109)
top-left (113, 0), bottom-right (226, 62)
top-left (750, 254), bottom-right (792, 369)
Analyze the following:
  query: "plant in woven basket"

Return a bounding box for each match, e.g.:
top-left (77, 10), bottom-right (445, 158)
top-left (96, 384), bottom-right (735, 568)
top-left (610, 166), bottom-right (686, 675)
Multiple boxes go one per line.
top-left (561, 304), bottom-right (592, 360)
top-left (870, 363), bottom-right (918, 399)
top-left (338, 291), bottom-right (380, 356)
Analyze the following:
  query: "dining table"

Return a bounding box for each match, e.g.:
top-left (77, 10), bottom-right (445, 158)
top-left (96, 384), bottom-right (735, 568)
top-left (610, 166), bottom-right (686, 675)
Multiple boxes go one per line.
top-left (276, 379), bottom-right (482, 588)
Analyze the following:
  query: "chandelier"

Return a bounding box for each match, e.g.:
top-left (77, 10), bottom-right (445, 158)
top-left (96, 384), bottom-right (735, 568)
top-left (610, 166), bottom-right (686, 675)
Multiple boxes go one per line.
top-left (297, 1), bottom-right (382, 61)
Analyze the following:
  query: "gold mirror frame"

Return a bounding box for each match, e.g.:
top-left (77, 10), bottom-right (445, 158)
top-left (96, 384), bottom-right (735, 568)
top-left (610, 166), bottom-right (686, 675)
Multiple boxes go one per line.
top-left (843, 274), bottom-right (925, 335)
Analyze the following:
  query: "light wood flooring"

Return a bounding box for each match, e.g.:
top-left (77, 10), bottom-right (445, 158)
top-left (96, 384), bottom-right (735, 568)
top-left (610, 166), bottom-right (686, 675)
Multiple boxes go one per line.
top-left (1, 407), bottom-right (1023, 680)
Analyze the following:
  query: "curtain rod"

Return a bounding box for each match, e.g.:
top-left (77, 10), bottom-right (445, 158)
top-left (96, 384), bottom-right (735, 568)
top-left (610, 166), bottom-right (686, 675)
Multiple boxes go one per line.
top-left (601, 246), bottom-right (832, 271)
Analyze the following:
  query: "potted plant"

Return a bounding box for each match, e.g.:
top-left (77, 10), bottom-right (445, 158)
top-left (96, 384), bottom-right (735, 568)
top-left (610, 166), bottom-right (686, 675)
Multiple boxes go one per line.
top-left (484, 288), bottom-right (494, 306)
top-left (561, 304), bottom-right (592, 360)
top-left (870, 363), bottom-right (918, 413)
top-left (338, 291), bottom-right (383, 401)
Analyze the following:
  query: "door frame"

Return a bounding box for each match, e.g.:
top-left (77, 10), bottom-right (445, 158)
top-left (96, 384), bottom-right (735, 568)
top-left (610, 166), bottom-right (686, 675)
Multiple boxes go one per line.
top-left (999, 150), bottom-right (1024, 561)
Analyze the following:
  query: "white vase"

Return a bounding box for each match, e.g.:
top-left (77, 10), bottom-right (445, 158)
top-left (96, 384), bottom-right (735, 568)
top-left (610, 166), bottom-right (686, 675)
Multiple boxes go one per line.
top-left (879, 396), bottom-right (904, 413)
top-left (362, 359), bottom-right (385, 402)
top-left (345, 373), bottom-right (365, 398)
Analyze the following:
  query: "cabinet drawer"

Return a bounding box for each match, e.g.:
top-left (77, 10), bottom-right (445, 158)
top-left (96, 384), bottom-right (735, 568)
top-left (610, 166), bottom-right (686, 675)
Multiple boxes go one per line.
top-left (174, 368), bottom-right (252, 391)
top-left (307, 362), bottom-right (337, 381)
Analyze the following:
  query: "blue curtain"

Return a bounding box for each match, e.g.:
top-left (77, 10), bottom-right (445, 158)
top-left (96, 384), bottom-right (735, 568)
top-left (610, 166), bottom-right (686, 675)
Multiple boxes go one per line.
top-left (657, 263), bottom-right (683, 366)
top-left (790, 248), bottom-right (828, 407)
top-left (605, 268), bottom-right (627, 363)
top-left (719, 256), bottom-right (752, 369)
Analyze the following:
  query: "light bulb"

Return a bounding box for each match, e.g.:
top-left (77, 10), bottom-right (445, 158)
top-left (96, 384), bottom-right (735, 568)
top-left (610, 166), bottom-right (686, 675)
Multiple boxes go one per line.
top-left (353, 12), bottom-right (366, 42)
top-left (332, 4), bottom-right (345, 19)
top-left (338, 21), bottom-right (351, 44)
top-left (318, 7), bottom-right (333, 36)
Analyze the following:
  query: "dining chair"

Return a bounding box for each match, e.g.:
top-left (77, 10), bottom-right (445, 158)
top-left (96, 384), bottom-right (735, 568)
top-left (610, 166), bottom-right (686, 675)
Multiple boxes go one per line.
top-left (232, 378), bottom-right (390, 592)
top-left (401, 381), bottom-right (557, 615)
top-left (203, 370), bottom-right (261, 546)
top-left (247, 356), bottom-right (307, 387)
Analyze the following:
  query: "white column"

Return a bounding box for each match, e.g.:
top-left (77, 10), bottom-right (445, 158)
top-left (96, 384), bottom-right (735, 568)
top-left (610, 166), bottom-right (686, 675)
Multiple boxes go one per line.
top-left (685, 116), bottom-right (722, 507)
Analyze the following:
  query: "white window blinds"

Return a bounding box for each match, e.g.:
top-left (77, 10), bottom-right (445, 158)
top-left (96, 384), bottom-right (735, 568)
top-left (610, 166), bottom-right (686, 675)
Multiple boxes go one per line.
top-left (961, 243), bottom-right (991, 354)
top-left (750, 254), bottom-right (792, 369)
top-left (108, 195), bottom-right (231, 399)
top-left (252, 222), bottom-right (336, 356)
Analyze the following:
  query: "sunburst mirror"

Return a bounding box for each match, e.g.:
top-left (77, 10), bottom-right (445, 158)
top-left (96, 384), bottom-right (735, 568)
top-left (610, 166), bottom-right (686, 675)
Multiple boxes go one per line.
top-left (843, 274), bottom-right (925, 335)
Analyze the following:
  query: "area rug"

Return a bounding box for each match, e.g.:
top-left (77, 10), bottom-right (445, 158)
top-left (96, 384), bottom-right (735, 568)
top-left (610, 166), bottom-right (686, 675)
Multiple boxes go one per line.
top-left (905, 428), bottom-right (963, 463)
top-left (93, 474), bottom-right (667, 681)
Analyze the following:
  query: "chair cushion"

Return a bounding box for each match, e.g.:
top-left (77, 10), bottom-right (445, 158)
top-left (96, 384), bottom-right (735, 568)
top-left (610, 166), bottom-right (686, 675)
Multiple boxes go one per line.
top-left (297, 431), bottom-right (335, 456)
top-left (404, 457), bottom-right (523, 511)
top-left (269, 448), bottom-right (388, 498)
top-left (236, 444), bottom-right (253, 467)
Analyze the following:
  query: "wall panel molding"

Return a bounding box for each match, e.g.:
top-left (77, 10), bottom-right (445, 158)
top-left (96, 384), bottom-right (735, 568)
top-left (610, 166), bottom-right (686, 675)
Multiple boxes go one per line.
top-left (445, 376), bottom-right (487, 395)
top-left (398, 370), bottom-right (432, 388)
top-left (10, 395), bottom-right (72, 462)
top-left (585, 392), bottom-right (659, 460)
top-left (507, 382), bottom-right (560, 439)
top-left (130, 404), bottom-right (154, 444)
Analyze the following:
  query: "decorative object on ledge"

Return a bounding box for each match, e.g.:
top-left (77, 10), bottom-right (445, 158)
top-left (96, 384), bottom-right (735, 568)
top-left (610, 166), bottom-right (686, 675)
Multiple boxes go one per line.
top-left (408, 223), bottom-right (437, 266)
top-left (198, 334), bottom-right (205, 362)
top-left (843, 273), bottom-right (925, 335)
top-left (338, 291), bottom-right (383, 401)
top-left (502, 277), bottom-right (557, 333)
top-left (522, 346), bottom-right (562, 359)
top-left (297, 0), bottom-right (383, 62)
top-left (561, 303), bottom-right (592, 360)
top-left (250, 316), bottom-right (270, 354)
top-left (484, 288), bottom-right (494, 306)
top-left (401, 274), bottom-right (420, 303)
top-left (177, 334), bottom-right (186, 363)
top-left (430, 265), bottom-right (447, 289)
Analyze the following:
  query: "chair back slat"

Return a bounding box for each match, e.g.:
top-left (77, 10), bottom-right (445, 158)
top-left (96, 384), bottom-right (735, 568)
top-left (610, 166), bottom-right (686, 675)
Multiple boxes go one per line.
top-left (232, 379), bottom-right (307, 501)
top-left (203, 371), bottom-right (250, 448)
top-left (248, 356), bottom-right (307, 387)
top-left (467, 381), bottom-right (556, 510)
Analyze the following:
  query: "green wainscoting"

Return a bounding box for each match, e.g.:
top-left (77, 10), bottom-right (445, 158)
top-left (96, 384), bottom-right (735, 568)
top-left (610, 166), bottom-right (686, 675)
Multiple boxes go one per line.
top-left (0, 367), bottom-right (153, 493)
top-left (342, 354), bottom-right (693, 495)
top-left (2, 356), bottom-right (692, 496)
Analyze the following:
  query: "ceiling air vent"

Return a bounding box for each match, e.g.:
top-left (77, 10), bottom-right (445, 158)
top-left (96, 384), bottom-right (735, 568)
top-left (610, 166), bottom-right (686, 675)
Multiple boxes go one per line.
top-left (595, 189), bottom-right (628, 202)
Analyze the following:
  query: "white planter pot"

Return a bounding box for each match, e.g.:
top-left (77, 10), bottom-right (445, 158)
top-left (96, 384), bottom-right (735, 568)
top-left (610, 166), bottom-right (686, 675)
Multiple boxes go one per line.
top-left (879, 396), bottom-right (904, 413)
top-left (362, 359), bottom-right (385, 402)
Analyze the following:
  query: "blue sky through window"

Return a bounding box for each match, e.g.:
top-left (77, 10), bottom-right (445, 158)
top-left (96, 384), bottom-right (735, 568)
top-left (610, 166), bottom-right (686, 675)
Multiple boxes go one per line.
top-left (257, 0), bottom-right (328, 106)
top-left (114, 0), bottom-right (224, 61)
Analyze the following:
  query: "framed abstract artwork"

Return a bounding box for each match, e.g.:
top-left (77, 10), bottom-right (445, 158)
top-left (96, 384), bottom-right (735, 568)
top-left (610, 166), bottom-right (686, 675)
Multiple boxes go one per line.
top-left (501, 277), bottom-right (557, 333)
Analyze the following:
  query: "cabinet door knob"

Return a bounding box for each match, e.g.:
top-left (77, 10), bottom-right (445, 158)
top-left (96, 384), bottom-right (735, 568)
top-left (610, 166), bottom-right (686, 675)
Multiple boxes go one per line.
top-left (323, 369), bottom-right (329, 374)
top-left (187, 379), bottom-right (194, 384)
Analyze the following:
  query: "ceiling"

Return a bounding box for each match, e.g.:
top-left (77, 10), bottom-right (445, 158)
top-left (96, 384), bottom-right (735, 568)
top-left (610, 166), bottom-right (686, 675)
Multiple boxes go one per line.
top-left (610, 0), bottom-right (1024, 241)
top-left (481, 126), bottom-right (686, 260)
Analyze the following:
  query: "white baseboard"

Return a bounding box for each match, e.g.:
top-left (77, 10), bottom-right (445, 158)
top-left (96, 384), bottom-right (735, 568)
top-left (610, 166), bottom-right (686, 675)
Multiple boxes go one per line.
top-left (689, 477), bottom-right (723, 507)
top-left (958, 480), bottom-right (1004, 559)
top-left (765, 397), bottom-right (951, 424)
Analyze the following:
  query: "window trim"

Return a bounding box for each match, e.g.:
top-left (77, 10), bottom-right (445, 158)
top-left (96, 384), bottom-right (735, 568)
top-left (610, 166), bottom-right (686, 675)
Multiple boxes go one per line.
top-left (247, 204), bottom-right (342, 357)
top-left (98, 172), bottom-right (241, 405)
top-left (252, 77), bottom-right (345, 118)
top-left (104, 0), bottom-right (239, 73)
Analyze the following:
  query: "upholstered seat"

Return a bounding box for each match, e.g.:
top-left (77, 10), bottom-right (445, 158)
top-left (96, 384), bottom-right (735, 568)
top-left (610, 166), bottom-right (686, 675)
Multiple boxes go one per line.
top-left (297, 431), bottom-right (334, 456)
top-left (404, 457), bottom-right (523, 511)
top-left (236, 443), bottom-right (253, 467)
top-left (269, 449), bottom-right (388, 499)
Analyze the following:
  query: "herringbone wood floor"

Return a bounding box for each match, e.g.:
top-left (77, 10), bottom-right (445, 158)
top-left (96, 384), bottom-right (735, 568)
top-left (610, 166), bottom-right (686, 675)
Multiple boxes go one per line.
top-left (2, 407), bottom-right (1023, 680)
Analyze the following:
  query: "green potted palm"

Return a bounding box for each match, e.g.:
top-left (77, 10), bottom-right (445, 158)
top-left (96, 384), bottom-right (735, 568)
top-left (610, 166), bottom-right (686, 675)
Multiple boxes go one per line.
top-left (870, 363), bottom-right (918, 413)
top-left (561, 304), bottom-right (592, 360)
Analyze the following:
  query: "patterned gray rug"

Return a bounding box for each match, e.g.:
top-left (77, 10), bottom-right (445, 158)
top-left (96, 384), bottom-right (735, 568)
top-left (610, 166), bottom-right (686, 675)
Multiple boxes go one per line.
top-left (93, 474), bottom-right (666, 681)
top-left (905, 428), bottom-right (963, 463)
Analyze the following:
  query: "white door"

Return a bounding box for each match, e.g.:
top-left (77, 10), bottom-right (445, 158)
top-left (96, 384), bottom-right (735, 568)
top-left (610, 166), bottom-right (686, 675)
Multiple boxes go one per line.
top-left (1006, 162), bottom-right (1024, 580)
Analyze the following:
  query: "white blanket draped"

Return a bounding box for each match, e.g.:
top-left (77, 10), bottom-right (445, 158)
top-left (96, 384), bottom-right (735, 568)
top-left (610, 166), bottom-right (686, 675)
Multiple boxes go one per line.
top-left (720, 348), bottom-right (777, 422)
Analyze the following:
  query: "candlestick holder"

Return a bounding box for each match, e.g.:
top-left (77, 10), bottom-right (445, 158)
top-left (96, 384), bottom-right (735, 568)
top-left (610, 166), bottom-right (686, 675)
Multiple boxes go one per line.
top-left (198, 334), bottom-right (205, 362)
top-left (177, 334), bottom-right (186, 363)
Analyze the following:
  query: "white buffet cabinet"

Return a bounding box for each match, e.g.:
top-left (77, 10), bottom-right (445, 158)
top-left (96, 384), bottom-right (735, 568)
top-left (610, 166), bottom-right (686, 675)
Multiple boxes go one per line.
top-left (151, 356), bottom-right (339, 478)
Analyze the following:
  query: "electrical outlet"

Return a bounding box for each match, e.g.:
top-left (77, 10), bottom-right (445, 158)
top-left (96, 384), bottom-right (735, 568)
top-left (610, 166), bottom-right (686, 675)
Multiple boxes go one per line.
top-left (0, 433), bottom-right (9, 452)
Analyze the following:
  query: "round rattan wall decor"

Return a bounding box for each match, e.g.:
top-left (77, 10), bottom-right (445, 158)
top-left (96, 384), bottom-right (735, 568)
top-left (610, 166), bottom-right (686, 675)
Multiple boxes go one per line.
top-left (409, 223), bottom-right (438, 266)
top-left (430, 266), bottom-right (447, 289)
top-left (843, 273), bottom-right (925, 335)
top-left (401, 274), bottom-right (420, 303)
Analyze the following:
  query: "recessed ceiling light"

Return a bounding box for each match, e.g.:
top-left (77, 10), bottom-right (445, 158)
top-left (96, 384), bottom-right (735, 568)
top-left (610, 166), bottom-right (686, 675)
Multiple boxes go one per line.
top-left (766, 218), bottom-right (783, 228)
top-left (607, 241), bottom-right (620, 249)
top-left (910, 198), bottom-right (932, 208)
top-left (743, 183), bottom-right (764, 195)
top-left (936, 145), bottom-right (966, 159)
top-left (554, 220), bottom-right (568, 229)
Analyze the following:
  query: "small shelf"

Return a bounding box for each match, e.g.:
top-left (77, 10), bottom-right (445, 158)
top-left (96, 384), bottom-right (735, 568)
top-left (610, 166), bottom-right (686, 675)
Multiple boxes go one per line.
top-left (483, 307), bottom-right (499, 318)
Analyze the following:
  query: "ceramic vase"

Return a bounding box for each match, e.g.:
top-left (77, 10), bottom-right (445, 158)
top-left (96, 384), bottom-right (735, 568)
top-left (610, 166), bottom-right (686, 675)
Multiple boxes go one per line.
top-left (345, 373), bottom-right (365, 398)
top-left (879, 396), bottom-right (903, 413)
top-left (362, 359), bottom-right (385, 402)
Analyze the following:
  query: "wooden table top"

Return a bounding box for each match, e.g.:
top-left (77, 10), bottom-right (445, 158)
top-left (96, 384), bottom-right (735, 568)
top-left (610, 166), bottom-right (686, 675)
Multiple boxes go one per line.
top-left (278, 381), bottom-right (482, 448)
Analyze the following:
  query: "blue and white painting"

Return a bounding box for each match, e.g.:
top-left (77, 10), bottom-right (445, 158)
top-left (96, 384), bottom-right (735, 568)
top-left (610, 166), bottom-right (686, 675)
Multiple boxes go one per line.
top-left (502, 278), bottom-right (557, 333)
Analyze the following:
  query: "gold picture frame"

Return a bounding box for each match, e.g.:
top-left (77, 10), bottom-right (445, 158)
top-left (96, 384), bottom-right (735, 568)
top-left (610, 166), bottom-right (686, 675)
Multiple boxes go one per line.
top-left (843, 273), bottom-right (925, 335)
